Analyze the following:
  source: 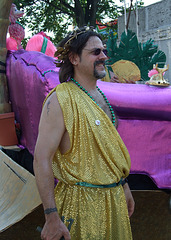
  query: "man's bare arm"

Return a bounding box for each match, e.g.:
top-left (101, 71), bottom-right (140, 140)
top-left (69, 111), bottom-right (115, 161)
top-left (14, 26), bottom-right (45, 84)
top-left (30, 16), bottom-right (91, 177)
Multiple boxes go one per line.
top-left (33, 92), bottom-right (71, 240)
top-left (123, 183), bottom-right (135, 218)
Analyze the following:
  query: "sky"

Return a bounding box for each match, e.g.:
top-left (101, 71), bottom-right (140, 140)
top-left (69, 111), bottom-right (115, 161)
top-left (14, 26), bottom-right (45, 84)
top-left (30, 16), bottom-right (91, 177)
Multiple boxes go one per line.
top-left (118, 0), bottom-right (162, 7)
top-left (140, 0), bottom-right (161, 6)
top-left (143, 0), bottom-right (161, 6)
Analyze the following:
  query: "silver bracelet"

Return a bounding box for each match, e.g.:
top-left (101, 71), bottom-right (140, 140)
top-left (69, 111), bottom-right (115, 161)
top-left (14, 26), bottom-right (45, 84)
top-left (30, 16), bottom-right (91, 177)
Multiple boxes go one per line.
top-left (44, 207), bottom-right (57, 215)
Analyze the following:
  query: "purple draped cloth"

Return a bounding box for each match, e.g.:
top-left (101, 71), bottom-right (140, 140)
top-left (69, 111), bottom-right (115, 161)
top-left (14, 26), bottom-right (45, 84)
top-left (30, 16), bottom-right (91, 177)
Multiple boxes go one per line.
top-left (6, 50), bottom-right (171, 189)
top-left (6, 50), bottom-right (60, 155)
top-left (97, 81), bottom-right (171, 189)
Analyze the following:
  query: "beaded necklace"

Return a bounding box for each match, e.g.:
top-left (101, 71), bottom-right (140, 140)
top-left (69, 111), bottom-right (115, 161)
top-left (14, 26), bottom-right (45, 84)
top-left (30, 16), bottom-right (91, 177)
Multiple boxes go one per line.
top-left (70, 77), bottom-right (116, 126)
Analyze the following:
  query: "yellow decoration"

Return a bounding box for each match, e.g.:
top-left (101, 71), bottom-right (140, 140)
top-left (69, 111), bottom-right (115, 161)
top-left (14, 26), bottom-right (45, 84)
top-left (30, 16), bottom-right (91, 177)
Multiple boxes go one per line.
top-left (111, 60), bottom-right (141, 83)
top-left (146, 64), bottom-right (170, 87)
top-left (101, 66), bottom-right (110, 82)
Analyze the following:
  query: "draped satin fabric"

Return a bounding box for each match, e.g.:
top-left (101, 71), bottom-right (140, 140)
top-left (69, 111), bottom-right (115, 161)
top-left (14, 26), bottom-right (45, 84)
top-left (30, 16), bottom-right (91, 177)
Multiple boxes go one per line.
top-left (97, 81), bottom-right (171, 190)
top-left (6, 50), bottom-right (171, 190)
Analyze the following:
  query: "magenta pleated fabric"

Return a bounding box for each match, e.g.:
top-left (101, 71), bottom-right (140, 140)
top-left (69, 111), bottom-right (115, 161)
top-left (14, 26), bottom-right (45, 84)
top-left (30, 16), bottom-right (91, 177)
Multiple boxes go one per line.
top-left (6, 50), bottom-right (60, 155)
top-left (6, 50), bottom-right (171, 189)
top-left (97, 81), bottom-right (171, 189)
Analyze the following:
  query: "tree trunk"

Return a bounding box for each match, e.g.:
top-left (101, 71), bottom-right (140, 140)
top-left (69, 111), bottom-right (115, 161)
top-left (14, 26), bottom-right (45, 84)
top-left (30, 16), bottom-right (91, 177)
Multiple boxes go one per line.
top-left (0, 0), bottom-right (13, 113)
top-left (89, 0), bottom-right (99, 27)
top-left (74, 0), bottom-right (86, 27)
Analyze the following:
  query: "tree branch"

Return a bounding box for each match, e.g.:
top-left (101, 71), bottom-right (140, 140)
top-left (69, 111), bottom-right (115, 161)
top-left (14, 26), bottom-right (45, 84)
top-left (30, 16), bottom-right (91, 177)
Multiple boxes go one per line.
top-left (43, 0), bottom-right (75, 16)
top-left (59, 0), bottom-right (75, 12)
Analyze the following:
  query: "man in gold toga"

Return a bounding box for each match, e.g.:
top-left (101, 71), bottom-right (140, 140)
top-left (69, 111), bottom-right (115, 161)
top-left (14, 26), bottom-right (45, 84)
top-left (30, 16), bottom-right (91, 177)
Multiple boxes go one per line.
top-left (34, 26), bottom-right (135, 240)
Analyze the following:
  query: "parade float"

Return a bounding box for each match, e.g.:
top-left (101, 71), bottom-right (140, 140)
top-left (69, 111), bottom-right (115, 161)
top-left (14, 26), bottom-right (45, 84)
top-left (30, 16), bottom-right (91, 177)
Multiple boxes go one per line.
top-left (0, 1), bottom-right (170, 239)
top-left (0, 1), bottom-right (41, 233)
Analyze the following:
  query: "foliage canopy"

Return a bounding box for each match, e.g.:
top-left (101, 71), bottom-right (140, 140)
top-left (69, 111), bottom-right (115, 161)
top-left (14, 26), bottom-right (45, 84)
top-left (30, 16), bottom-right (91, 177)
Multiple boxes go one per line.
top-left (14, 0), bottom-right (144, 45)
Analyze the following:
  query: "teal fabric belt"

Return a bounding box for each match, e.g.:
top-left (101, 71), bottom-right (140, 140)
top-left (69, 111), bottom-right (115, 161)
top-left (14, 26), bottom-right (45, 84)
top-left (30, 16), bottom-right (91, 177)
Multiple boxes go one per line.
top-left (75, 178), bottom-right (123, 188)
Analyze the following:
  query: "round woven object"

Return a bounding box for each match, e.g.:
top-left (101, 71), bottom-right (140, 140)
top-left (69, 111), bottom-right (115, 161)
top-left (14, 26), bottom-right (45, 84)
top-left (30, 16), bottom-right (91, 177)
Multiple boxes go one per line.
top-left (111, 60), bottom-right (141, 83)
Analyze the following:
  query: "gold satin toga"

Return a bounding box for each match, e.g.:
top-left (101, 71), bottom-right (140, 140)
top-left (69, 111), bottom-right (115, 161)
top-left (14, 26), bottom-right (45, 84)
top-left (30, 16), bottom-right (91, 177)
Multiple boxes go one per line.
top-left (45, 82), bottom-right (132, 239)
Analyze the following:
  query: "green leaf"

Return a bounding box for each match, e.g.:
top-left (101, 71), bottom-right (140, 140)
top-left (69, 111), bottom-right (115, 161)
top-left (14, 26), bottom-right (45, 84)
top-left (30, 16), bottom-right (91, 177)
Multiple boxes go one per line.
top-left (106, 29), bottom-right (166, 82)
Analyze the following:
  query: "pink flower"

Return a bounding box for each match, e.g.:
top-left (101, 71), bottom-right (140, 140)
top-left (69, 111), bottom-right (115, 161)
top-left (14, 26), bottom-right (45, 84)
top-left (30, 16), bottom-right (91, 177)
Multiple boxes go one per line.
top-left (148, 69), bottom-right (158, 78)
top-left (37, 31), bottom-right (51, 40)
top-left (148, 69), bottom-right (165, 78)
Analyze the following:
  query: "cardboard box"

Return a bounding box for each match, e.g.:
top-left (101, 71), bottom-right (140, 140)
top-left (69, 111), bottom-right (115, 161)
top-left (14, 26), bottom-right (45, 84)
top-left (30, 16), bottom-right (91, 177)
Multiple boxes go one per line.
top-left (0, 150), bottom-right (41, 232)
top-left (0, 112), bottom-right (18, 146)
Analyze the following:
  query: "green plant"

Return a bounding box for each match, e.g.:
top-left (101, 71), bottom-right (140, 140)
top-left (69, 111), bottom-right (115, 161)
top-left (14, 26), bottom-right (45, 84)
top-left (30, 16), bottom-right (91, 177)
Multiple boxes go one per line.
top-left (106, 29), bottom-right (166, 81)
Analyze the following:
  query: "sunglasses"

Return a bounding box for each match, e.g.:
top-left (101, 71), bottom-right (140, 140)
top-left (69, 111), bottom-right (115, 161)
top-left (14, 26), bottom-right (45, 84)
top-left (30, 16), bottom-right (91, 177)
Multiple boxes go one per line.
top-left (84, 48), bottom-right (108, 56)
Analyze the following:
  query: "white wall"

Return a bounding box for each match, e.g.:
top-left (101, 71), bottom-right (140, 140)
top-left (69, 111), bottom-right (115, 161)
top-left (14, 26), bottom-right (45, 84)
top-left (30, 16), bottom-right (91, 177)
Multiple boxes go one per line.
top-left (118, 0), bottom-right (171, 81)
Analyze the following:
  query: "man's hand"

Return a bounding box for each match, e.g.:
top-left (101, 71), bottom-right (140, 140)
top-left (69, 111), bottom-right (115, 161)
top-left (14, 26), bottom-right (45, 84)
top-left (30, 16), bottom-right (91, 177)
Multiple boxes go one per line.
top-left (41, 213), bottom-right (71, 240)
top-left (110, 72), bottom-right (120, 83)
top-left (123, 183), bottom-right (135, 217)
top-left (109, 70), bottom-right (136, 84)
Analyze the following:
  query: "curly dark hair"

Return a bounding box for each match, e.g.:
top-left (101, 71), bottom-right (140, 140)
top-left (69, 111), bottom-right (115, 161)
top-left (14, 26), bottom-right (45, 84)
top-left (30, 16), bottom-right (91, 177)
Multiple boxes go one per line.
top-left (58, 27), bottom-right (102, 83)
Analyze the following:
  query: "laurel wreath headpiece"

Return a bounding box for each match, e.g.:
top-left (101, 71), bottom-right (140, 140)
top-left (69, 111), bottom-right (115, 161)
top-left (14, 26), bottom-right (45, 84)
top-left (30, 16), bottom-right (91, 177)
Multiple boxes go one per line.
top-left (54, 26), bottom-right (97, 67)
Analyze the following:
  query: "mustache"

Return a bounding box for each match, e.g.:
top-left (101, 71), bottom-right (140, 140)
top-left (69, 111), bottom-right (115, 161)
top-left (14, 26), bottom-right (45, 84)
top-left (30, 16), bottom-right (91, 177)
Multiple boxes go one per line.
top-left (94, 60), bottom-right (105, 66)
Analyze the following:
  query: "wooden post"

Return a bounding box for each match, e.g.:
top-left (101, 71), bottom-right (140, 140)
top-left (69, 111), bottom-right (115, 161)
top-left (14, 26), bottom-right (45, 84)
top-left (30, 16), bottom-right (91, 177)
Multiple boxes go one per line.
top-left (126, 0), bottom-right (133, 31)
top-left (136, 0), bottom-right (139, 40)
top-left (124, 0), bottom-right (127, 34)
top-left (0, 0), bottom-right (13, 113)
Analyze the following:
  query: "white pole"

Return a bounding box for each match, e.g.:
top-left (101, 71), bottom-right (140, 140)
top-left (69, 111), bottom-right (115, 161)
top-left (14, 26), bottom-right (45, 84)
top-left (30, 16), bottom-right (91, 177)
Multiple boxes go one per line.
top-left (124, 0), bottom-right (127, 34)
top-left (136, 0), bottom-right (139, 39)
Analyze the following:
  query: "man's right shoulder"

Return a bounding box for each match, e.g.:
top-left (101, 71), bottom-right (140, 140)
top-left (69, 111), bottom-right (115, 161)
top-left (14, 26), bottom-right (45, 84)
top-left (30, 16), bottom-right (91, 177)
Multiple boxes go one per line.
top-left (43, 91), bottom-right (59, 110)
top-left (56, 82), bottom-right (69, 93)
top-left (44, 82), bottom-right (72, 108)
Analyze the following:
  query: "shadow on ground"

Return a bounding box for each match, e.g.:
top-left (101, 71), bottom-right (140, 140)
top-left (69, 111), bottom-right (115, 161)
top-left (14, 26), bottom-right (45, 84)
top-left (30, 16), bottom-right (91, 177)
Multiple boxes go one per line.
top-left (0, 191), bottom-right (170, 240)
